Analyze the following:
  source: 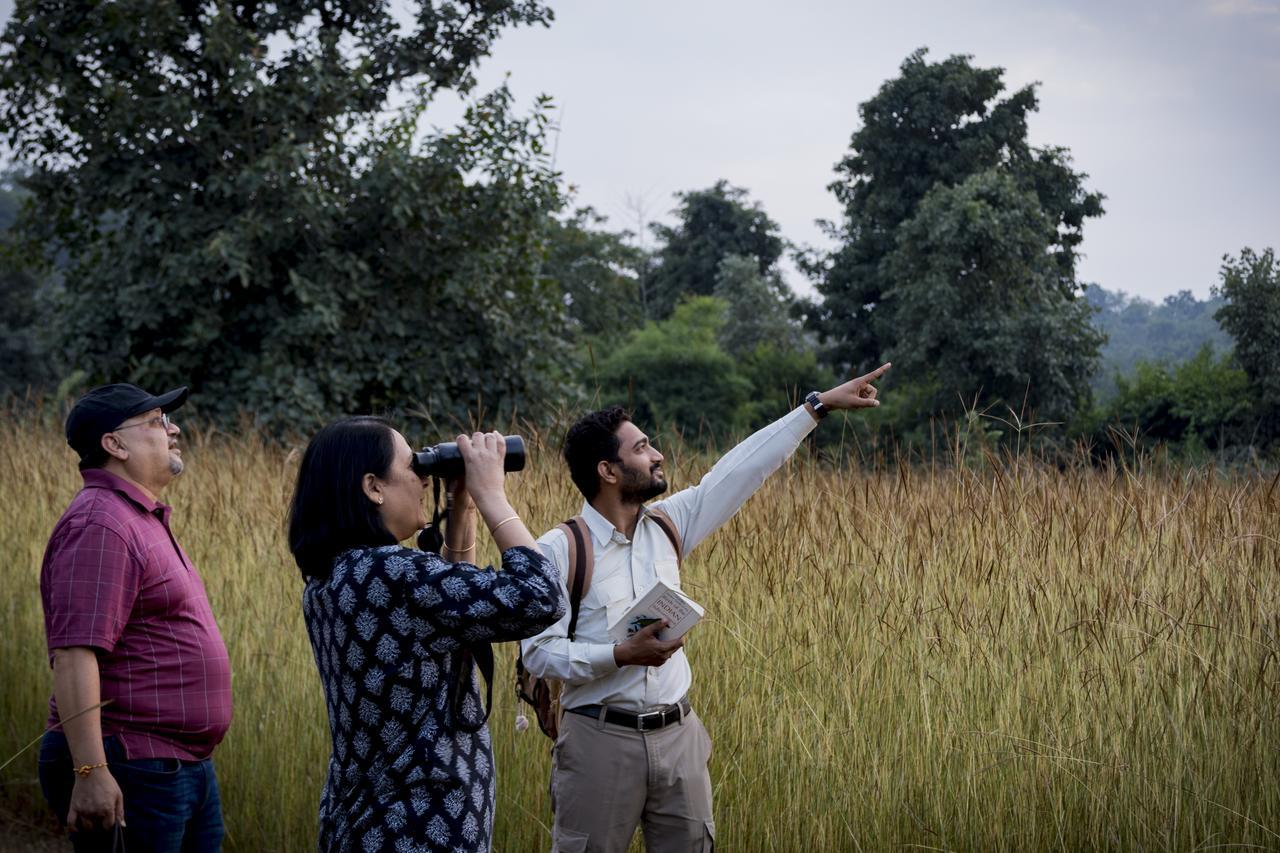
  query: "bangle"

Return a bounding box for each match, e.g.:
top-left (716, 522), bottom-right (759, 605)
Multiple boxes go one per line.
top-left (74, 762), bottom-right (108, 778)
top-left (444, 541), bottom-right (476, 555)
top-left (490, 515), bottom-right (521, 535)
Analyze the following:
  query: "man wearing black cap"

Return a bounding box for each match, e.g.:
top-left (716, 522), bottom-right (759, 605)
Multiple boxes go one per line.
top-left (38, 384), bottom-right (233, 852)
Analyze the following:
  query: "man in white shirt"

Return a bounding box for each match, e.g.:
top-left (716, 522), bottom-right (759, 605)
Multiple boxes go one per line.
top-left (521, 364), bottom-right (891, 852)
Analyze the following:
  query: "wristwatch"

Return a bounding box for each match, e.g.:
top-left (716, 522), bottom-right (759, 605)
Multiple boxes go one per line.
top-left (805, 391), bottom-right (827, 419)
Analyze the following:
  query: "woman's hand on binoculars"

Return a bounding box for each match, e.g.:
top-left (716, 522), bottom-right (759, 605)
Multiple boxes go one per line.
top-left (457, 430), bottom-right (536, 552)
top-left (456, 431), bottom-right (508, 505)
top-left (444, 474), bottom-right (474, 512)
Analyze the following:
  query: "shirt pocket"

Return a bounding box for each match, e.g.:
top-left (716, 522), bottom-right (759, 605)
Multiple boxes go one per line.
top-left (654, 558), bottom-right (681, 590)
top-left (586, 572), bottom-right (631, 609)
top-left (588, 573), bottom-right (634, 633)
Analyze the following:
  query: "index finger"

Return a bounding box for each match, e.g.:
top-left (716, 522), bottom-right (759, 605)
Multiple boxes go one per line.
top-left (854, 362), bottom-right (892, 384)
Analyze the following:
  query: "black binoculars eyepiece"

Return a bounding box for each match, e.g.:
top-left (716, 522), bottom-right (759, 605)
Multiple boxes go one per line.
top-left (412, 436), bottom-right (526, 479)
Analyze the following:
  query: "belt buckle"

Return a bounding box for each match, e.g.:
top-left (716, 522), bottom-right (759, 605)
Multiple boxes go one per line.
top-left (636, 709), bottom-right (664, 731)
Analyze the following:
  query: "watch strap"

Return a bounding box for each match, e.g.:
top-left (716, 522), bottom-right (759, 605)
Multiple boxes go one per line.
top-left (805, 390), bottom-right (827, 419)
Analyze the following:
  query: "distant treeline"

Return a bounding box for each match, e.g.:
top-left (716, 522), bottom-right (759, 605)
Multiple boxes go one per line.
top-left (0, 3), bottom-right (1275, 459)
top-left (1086, 286), bottom-right (1233, 399)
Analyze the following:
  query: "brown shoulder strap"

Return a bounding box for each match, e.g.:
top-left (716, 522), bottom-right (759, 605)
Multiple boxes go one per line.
top-left (558, 516), bottom-right (593, 640)
top-left (646, 507), bottom-right (683, 568)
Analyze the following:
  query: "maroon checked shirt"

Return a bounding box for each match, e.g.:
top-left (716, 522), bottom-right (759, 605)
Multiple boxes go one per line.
top-left (41, 469), bottom-right (233, 760)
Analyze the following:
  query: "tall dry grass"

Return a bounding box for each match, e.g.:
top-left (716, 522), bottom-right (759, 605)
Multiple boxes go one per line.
top-left (1, 409), bottom-right (1278, 851)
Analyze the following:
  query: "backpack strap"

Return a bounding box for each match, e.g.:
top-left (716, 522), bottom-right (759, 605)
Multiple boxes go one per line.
top-left (558, 516), bottom-right (593, 641)
top-left (646, 507), bottom-right (683, 569)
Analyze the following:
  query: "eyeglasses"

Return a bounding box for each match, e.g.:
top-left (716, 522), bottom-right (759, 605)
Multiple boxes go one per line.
top-left (113, 413), bottom-right (172, 433)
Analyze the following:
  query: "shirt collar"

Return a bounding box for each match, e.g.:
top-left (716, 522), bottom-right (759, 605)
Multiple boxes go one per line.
top-left (580, 500), bottom-right (660, 547)
top-left (81, 468), bottom-right (170, 521)
top-left (579, 501), bottom-right (616, 548)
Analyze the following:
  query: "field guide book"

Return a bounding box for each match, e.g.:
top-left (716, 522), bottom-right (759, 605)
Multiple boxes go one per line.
top-left (607, 580), bottom-right (705, 643)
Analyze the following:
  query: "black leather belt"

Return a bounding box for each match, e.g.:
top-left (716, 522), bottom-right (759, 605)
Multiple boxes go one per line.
top-left (566, 698), bottom-right (692, 732)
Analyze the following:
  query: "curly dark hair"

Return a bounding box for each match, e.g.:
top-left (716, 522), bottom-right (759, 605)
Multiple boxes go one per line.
top-left (563, 406), bottom-right (632, 500)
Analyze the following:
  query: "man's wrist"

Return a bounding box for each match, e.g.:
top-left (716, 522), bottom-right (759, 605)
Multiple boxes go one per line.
top-left (805, 390), bottom-right (830, 421)
top-left (73, 761), bottom-right (110, 778)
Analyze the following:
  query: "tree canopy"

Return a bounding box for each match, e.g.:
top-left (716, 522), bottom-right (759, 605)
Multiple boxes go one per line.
top-left (805, 48), bottom-right (1105, 422)
top-left (2, 13), bottom-right (1271, 460)
top-left (542, 207), bottom-right (645, 345)
top-left (647, 180), bottom-right (786, 319)
top-left (0, 0), bottom-right (569, 429)
top-left (1213, 247), bottom-right (1280, 441)
top-left (0, 171), bottom-right (52, 396)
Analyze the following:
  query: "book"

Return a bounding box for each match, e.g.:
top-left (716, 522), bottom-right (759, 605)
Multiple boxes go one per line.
top-left (607, 580), bottom-right (705, 643)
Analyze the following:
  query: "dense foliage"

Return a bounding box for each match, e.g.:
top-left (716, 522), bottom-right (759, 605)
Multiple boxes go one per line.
top-left (0, 8), bottom-right (1271, 459)
top-left (0, 171), bottom-right (53, 396)
top-left (1086, 285), bottom-right (1232, 399)
top-left (0, 0), bottom-right (569, 430)
top-left (647, 181), bottom-right (786, 320)
top-left (804, 49), bottom-right (1104, 423)
top-left (1091, 346), bottom-right (1254, 456)
top-left (543, 207), bottom-right (645, 346)
top-left (1213, 248), bottom-right (1280, 444)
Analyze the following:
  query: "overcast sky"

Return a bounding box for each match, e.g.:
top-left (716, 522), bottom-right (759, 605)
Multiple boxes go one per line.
top-left (419, 0), bottom-right (1279, 302)
top-left (3, 0), bottom-right (1276, 302)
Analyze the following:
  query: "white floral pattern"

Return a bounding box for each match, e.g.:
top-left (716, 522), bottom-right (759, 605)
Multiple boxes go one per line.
top-left (304, 545), bottom-right (562, 852)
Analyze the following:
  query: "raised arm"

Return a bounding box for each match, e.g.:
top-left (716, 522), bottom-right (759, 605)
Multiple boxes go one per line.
top-left (404, 431), bottom-right (563, 644)
top-left (655, 364), bottom-right (892, 553)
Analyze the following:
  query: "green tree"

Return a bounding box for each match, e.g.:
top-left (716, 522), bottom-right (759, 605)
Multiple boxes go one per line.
top-left (0, 169), bottom-right (54, 396)
top-left (712, 254), bottom-right (800, 358)
top-left (708, 254), bottom-right (833, 430)
top-left (542, 207), bottom-right (645, 345)
top-left (881, 170), bottom-right (1102, 419)
top-left (648, 181), bottom-right (785, 319)
top-left (1086, 284), bottom-right (1232, 400)
top-left (0, 0), bottom-right (568, 429)
top-left (737, 344), bottom-right (835, 432)
top-left (596, 296), bottom-right (751, 440)
top-left (1099, 346), bottom-right (1252, 454)
top-left (805, 49), bottom-right (1103, 420)
top-left (1213, 247), bottom-right (1279, 442)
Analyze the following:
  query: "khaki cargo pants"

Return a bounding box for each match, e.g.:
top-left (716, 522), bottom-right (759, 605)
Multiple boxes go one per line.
top-left (550, 707), bottom-right (715, 852)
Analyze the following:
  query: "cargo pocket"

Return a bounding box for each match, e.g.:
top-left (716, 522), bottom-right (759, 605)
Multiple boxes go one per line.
top-left (553, 826), bottom-right (589, 852)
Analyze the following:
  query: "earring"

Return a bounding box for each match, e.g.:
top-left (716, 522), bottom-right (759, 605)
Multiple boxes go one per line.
top-left (377, 497), bottom-right (384, 505)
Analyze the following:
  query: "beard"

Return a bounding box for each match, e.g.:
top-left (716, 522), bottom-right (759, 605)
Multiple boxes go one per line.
top-left (618, 461), bottom-right (667, 503)
top-left (168, 452), bottom-right (184, 477)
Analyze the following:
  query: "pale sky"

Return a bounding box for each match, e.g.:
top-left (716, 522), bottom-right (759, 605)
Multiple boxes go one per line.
top-left (3, 0), bottom-right (1277, 302)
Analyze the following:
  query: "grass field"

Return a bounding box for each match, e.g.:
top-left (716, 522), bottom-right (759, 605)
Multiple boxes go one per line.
top-left (1, 411), bottom-right (1278, 851)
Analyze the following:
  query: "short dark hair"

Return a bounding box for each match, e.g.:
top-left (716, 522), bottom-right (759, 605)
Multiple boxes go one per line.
top-left (288, 416), bottom-right (398, 581)
top-left (563, 406), bottom-right (632, 500)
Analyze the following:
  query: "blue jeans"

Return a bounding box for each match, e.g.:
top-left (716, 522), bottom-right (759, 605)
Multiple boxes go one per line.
top-left (38, 730), bottom-right (224, 853)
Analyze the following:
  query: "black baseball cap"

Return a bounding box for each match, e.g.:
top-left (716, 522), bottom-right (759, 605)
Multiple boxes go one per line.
top-left (65, 383), bottom-right (189, 464)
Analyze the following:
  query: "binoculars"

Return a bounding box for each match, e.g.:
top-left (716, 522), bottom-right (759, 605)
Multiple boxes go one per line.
top-left (412, 436), bottom-right (526, 479)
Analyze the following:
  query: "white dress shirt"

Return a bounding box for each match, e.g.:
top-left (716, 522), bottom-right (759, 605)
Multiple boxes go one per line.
top-left (520, 405), bottom-right (819, 711)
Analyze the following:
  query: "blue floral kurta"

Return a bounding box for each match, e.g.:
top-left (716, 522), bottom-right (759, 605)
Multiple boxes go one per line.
top-left (303, 545), bottom-right (563, 852)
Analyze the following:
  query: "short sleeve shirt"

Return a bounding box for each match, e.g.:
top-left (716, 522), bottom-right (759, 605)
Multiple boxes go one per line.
top-left (40, 469), bottom-right (233, 760)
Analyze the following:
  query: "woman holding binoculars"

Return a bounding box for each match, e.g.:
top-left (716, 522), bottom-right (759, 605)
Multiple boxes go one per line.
top-left (287, 419), bottom-right (564, 852)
